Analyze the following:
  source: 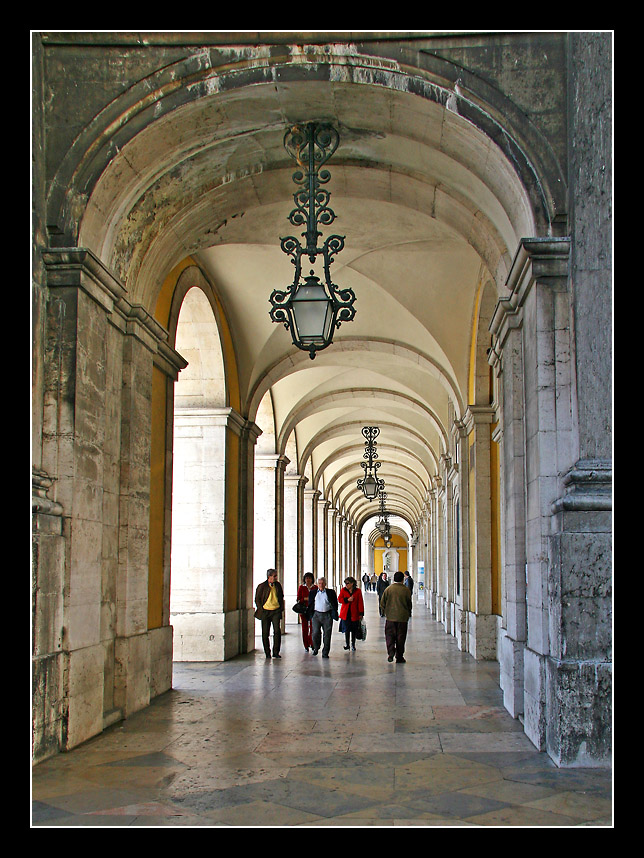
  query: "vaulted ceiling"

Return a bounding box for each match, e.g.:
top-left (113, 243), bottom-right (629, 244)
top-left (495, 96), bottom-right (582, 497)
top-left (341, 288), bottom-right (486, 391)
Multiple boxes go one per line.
top-left (76, 50), bottom-right (537, 532)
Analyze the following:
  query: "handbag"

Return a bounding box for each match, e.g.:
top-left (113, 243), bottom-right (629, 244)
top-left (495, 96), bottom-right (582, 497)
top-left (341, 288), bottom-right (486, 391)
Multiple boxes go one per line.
top-left (292, 601), bottom-right (308, 614)
top-left (359, 618), bottom-right (367, 641)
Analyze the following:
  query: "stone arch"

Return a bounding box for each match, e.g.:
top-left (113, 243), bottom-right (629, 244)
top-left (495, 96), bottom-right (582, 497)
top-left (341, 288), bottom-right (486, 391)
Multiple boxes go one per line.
top-left (169, 281), bottom-right (234, 661)
top-left (55, 45), bottom-right (562, 264)
top-left (470, 278), bottom-right (500, 407)
top-left (255, 389), bottom-right (277, 456)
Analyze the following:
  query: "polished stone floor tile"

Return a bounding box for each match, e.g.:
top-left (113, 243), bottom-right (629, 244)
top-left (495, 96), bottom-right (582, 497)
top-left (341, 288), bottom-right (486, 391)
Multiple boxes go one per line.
top-left (32, 592), bottom-right (612, 827)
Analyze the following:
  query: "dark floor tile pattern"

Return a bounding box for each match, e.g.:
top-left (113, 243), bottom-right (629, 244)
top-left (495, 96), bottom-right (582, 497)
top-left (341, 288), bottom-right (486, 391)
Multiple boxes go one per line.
top-left (32, 593), bottom-right (612, 826)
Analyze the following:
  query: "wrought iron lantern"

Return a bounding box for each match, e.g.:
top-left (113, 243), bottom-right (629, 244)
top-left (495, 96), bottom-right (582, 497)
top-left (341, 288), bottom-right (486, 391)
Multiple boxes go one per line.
top-left (376, 491), bottom-right (390, 535)
top-left (357, 426), bottom-right (385, 500)
top-left (269, 122), bottom-right (356, 358)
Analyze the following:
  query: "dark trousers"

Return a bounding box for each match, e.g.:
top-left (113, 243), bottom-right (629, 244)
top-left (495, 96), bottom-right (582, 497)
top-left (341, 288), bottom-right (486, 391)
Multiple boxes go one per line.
top-left (385, 620), bottom-right (408, 660)
top-left (261, 610), bottom-right (282, 655)
top-left (311, 610), bottom-right (334, 655)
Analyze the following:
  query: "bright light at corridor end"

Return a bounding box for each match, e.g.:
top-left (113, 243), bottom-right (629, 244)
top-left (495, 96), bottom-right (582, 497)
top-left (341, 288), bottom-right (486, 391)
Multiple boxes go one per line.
top-left (269, 122), bottom-right (356, 358)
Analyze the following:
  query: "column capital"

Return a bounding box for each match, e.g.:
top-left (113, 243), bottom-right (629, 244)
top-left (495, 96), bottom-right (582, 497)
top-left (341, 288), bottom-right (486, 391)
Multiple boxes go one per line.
top-left (490, 237), bottom-right (570, 351)
top-left (463, 405), bottom-right (496, 434)
top-left (43, 246), bottom-right (188, 379)
top-left (32, 467), bottom-right (63, 517)
top-left (174, 406), bottom-right (247, 436)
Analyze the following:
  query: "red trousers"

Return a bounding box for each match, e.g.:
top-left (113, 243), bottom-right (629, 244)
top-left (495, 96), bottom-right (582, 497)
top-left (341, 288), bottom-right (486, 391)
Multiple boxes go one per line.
top-left (301, 616), bottom-right (313, 649)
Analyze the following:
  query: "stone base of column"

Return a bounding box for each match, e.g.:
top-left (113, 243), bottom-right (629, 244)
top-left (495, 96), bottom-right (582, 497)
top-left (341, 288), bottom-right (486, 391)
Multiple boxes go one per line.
top-left (499, 630), bottom-right (525, 719)
top-left (65, 643), bottom-right (107, 751)
top-left (523, 646), bottom-right (547, 752)
top-left (466, 611), bottom-right (499, 660)
top-left (427, 589), bottom-right (438, 617)
top-left (114, 631), bottom-right (151, 719)
top-left (443, 600), bottom-right (454, 635)
top-left (545, 458), bottom-right (612, 767)
top-left (149, 625), bottom-right (173, 699)
top-left (32, 651), bottom-right (65, 763)
top-left (172, 610), bottom-right (254, 661)
top-left (544, 657), bottom-right (612, 767)
top-left (454, 604), bottom-right (467, 652)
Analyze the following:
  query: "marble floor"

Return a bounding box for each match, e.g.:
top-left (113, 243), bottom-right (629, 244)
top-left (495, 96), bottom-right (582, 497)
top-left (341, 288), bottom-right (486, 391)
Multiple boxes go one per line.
top-left (32, 592), bottom-right (612, 827)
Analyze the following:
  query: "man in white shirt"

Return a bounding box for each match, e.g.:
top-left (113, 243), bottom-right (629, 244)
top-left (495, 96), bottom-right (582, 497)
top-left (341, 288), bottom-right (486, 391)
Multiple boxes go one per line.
top-left (307, 577), bottom-right (338, 658)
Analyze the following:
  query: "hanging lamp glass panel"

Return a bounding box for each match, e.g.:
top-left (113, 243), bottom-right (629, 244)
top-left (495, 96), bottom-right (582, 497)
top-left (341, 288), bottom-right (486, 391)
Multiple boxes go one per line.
top-left (362, 473), bottom-right (378, 500)
top-left (290, 275), bottom-right (334, 346)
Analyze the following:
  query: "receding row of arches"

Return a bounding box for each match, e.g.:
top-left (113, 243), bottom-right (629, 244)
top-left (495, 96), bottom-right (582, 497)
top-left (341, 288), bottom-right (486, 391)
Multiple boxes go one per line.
top-left (148, 258), bottom-right (501, 665)
top-left (33, 34), bottom-right (611, 771)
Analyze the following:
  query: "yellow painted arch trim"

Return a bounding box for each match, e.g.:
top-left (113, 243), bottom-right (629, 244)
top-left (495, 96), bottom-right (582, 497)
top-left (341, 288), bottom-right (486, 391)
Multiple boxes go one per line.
top-left (154, 256), bottom-right (241, 413)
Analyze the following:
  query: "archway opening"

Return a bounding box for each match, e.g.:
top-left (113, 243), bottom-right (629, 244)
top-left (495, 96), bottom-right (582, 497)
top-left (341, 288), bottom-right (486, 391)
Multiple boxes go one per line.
top-left (170, 286), bottom-right (228, 660)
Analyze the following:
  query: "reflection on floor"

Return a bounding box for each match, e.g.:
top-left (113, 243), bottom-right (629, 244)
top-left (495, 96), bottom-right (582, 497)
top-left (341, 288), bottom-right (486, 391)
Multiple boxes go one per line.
top-left (32, 592), bottom-right (612, 827)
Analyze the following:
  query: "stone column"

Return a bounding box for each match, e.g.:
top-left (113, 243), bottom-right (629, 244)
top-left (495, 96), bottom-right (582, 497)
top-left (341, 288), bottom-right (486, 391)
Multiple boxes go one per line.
top-left (170, 407), bottom-right (248, 662)
top-left (338, 515), bottom-right (347, 584)
top-left (32, 469), bottom-right (65, 762)
top-left (236, 418), bottom-right (263, 656)
top-left (464, 406), bottom-right (498, 660)
top-left (284, 474), bottom-right (307, 614)
top-left (254, 454), bottom-right (279, 581)
top-left (329, 508), bottom-right (339, 589)
top-left (436, 481), bottom-right (446, 625)
top-left (318, 498), bottom-right (330, 578)
top-left (37, 248), bottom-right (185, 756)
top-left (491, 326), bottom-right (527, 719)
top-left (303, 488), bottom-right (319, 580)
top-left (423, 484), bottom-right (440, 620)
top-left (490, 234), bottom-right (611, 767)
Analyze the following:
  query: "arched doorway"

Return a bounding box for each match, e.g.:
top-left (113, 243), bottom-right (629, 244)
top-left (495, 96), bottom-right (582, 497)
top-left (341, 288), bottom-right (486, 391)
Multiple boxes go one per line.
top-left (170, 283), bottom-right (227, 660)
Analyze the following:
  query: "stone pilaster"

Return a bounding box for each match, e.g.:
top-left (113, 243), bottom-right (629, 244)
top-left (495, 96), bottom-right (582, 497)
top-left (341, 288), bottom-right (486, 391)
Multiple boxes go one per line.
top-left (490, 324), bottom-right (527, 719)
top-left (38, 248), bottom-right (185, 754)
top-left (463, 406), bottom-right (498, 660)
top-left (317, 498), bottom-right (330, 578)
top-left (284, 474), bottom-right (307, 612)
top-left (254, 454), bottom-right (287, 580)
top-left (32, 469), bottom-right (65, 762)
top-left (490, 235), bottom-right (610, 766)
top-left (303, 488), bottom-right (319, 579)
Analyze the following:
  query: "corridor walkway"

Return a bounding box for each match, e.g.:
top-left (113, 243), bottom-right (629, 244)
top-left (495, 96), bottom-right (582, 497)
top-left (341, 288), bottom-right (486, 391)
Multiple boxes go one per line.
top-left (32, 591), bottom-right (612, 826)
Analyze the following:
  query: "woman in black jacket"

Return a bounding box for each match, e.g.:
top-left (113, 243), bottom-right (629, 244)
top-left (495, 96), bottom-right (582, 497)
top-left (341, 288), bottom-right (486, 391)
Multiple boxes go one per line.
top-left (376, 572), bottom-right (390, 616)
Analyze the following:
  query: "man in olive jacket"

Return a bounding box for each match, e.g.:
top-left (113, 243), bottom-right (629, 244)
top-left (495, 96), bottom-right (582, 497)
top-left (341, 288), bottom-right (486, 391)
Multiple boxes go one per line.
top-left (254, 569), bottom-right (285, 658)
top-left (379, 570), bottom-right (413, 663)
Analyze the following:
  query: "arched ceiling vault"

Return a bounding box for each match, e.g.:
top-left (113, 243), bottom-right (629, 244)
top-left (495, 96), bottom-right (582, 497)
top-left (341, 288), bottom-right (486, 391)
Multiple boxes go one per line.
top-left (73, 45), bottom-right (547, 537)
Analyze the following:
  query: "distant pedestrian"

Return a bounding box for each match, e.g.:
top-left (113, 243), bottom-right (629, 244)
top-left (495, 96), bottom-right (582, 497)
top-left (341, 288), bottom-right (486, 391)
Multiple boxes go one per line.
top-left (376, 571), bottom-right (390, 616)
top-left (297, 572), bottom-right (316, 652)
top-left (307, 577), bottom-right (339, 658)
top-left (362, 573), bottom-right (370, 592)
top-left (403, 571), bottom-right (414, 594)
top-left (254, 569), bottom-right (284, 659)
top-left (379, 571), bottom-right (412, 663)
top-left (338, 577), bottom-right (365, 651)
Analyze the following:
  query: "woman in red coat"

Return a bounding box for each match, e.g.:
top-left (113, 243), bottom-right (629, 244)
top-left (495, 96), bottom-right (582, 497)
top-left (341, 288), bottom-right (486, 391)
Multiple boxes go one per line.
top-left (338, 576), bottom-right (364, 651)
top-left (297, 572), bottom-right (316, 651)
